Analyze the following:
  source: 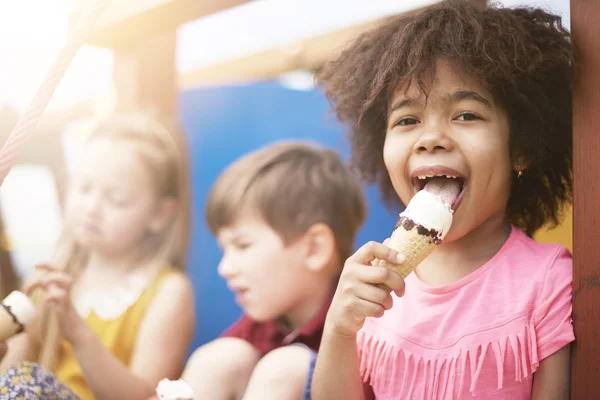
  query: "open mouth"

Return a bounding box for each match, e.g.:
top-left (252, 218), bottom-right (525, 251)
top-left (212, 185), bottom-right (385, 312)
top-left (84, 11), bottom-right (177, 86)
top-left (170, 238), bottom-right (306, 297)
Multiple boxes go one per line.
top-left (411, 171), bottom-right (467, 212)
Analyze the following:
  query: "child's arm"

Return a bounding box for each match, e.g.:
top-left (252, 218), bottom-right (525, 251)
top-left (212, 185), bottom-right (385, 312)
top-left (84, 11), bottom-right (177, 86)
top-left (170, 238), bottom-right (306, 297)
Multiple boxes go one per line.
top-left (311, 241), bottom-right (405, 400)
top-left (530, 248), bottom-right (574, 400)
top-left (0, 332), bottom-right (36, 371)
top-left (531, 344), bottom-right (571, 399)
top-left (74, 273), bottom-right (196, 400)
top-left (312, 332), bottom-right (373, 400)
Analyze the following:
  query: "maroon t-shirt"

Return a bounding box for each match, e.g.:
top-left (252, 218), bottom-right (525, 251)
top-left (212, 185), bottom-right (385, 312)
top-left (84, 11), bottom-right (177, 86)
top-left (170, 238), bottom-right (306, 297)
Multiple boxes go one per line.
top-left (220, 292), bottom-right (334, 356)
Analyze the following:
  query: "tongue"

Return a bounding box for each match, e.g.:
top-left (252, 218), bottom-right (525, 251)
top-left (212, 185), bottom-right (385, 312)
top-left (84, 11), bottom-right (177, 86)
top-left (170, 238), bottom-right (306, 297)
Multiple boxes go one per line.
top-left (424, 177), bottom-right (461, 206)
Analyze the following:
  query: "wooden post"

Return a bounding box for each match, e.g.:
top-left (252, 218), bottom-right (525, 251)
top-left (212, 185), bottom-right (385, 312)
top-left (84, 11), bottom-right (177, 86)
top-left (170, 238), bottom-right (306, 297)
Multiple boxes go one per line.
top-left (570, 0), bottom-right (600, 397)
top-left (0, 212), bottom-right (19, 298)
top-left (113, 30), bottom-right (177, 118)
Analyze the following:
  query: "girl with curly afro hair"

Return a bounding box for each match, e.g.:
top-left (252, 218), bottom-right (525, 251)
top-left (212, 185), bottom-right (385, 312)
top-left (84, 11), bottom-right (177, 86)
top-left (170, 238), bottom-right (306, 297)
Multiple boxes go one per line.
top-left (308, 1), bottom-right (574, 399)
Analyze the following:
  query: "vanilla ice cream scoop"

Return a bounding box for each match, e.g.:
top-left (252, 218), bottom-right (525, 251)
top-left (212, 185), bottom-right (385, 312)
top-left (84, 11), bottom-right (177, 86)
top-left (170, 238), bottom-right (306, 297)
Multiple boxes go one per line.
top-left (156, 378), bottom-right (194, 400)
top-left (400, 190), bottom-right (453, 241)
top-left (0, 291), bottom-right (37, 341)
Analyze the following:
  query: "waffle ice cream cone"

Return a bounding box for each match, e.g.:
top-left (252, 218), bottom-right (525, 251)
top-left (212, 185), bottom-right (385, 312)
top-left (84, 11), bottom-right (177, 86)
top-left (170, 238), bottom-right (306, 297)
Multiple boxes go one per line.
top-left (0, 291), bottom-right (37, 341)
top-left (384, 222), bottom-right (438, 278)
top-left (382, 188), bottom-right (454, 277)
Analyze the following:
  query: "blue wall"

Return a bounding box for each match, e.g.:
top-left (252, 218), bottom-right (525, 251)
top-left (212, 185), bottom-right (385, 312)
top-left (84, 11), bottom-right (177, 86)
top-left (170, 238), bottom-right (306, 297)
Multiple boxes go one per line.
top-left (179, 81), bottom-right (400, 353)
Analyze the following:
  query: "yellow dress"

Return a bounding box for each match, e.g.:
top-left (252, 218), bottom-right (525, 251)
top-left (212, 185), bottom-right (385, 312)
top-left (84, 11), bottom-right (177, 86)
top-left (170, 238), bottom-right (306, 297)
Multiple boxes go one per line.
top-left (53, 268), bottom-right (177, 400)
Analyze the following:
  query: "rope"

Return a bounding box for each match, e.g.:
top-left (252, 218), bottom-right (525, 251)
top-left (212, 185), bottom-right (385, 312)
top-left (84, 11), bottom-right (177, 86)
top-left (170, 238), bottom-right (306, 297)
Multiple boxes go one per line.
top-left (0, 0), bottom-right (112, 186)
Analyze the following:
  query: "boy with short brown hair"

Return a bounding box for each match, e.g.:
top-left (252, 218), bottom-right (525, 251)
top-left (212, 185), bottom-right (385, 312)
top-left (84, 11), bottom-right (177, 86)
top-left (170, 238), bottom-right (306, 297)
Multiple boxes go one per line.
top-left (182, 141), bottom-right (366, 399)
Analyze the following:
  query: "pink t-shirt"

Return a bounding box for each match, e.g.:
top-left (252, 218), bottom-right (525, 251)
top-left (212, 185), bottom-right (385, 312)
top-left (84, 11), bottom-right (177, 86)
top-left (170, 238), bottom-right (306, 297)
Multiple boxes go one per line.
top-left (358, 226), bottom-right (574, 399)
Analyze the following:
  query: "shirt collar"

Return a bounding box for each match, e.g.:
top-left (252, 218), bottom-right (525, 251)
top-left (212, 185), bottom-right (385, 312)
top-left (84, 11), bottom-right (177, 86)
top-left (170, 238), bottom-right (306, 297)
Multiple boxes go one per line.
top-left (281, 289), bottom-right (335, 345)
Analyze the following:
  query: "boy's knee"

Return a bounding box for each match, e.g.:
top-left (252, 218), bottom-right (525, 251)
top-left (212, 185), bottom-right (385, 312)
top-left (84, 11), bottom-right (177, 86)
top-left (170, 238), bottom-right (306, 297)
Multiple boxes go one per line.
top-left (183, 338), bottom-right (262, 399)
top-left (251, 345), bottom-right (314, 385)
top-left (185, 337), bottom-right (261, 381)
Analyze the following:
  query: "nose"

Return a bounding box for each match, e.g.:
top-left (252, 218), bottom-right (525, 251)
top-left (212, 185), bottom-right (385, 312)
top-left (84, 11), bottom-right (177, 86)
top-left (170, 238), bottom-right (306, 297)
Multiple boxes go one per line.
top-left (84, 192), bottom-right (103, 216)
top-left (413, 122), bottom-right (453, 153)
top-left (217, 254), bottom-right (238, 279)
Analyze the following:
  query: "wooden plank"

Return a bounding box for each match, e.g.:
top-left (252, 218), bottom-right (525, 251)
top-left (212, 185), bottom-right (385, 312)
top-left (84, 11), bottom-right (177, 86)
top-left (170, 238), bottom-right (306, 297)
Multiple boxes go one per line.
top-left (70, 0), bottom-right (250, 49)
top-left (570, 0), bottom-right (600, 397)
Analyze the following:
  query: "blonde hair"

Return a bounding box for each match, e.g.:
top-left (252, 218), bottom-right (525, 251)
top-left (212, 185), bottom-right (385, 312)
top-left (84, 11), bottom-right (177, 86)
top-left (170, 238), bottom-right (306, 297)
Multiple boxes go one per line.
top-left (206, 141), bottom-right (367, 264)
top-left (33, 111), bottom-right (192, 370)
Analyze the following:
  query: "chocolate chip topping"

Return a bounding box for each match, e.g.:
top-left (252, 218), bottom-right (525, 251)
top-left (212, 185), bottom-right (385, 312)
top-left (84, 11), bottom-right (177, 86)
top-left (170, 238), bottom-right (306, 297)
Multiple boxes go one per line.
top-left (2, 303), bottom-right (24, 334)
top-left (394, 216), bottom-right (444, 245)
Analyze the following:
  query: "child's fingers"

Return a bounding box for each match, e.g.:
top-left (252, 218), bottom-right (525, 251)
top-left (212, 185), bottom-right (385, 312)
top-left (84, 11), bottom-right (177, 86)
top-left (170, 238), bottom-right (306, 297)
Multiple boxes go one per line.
top-left (354, 298), bottom-right (387, 319)
top-left (349, 241), bottom-right (405, 266)
top-left (35, 263), bottom-right (62, 273)
top-left (371, 239), bottom-right (392, 266)
top-left (24, 272), bottom-right (72, 295)
top-left (355, 283), bottom-right (394, 311)
top-left (357, 266), bottom-right (406, 296)
top-left (45, 285), bottom-right (69, 303)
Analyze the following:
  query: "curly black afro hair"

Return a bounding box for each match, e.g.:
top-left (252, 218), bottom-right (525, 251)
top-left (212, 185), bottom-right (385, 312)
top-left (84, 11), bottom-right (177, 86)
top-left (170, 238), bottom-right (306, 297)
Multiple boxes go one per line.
top-left (317, 0), bottom-right (573, 236)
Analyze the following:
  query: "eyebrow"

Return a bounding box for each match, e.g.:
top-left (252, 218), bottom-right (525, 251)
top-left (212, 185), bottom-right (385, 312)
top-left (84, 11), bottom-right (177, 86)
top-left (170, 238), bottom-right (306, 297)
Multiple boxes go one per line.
top-left (389, 98), bottom-right (420, 113)
top-left (388, 90), bottom-right (492, 113)
top-left (447, 90), bottom-right (492, 109)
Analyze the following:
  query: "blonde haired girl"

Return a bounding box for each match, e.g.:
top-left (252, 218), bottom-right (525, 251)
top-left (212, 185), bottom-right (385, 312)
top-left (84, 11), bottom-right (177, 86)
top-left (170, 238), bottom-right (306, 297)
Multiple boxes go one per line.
top-left (0, 111), bottom-right (196, 400)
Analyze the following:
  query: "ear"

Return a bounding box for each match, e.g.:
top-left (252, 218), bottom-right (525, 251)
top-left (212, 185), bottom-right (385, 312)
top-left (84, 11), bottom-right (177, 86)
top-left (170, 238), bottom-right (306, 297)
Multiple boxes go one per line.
top-left (148, 196), bottom-right (178, 234)
top-left (512, 154), bottom-right (530, 173)
top-left (301, 223), bottom-right (337, 272)
top-left (513, 157), bottom-right (529, 172)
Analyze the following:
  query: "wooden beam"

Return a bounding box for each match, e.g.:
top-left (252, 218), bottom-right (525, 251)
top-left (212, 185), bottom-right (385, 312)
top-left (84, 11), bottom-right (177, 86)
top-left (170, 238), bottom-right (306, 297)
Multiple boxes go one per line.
top-left (179, 19), bottom-right (384, 88)
top-left (70, 0), bottom-right (250, 49)
top-left (570, 0), bottom-right (600, 397)
top-left (179, 1), bottom-right (484, 89)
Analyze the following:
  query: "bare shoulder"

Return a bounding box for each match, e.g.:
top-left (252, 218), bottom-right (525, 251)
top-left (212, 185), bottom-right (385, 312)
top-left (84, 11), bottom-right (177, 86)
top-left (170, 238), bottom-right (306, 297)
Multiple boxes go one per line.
top-left (154, 271), bottom-right (195, 305)
top-left (143, 270), bottom-right (196, 325)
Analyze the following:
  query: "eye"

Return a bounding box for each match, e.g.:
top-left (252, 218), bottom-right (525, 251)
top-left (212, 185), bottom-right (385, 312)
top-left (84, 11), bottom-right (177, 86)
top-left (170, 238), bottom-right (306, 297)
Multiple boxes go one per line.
top-left (108, 194), bottom-right (131, 207)
top-left (234, 241), bottom-right (252, 250)
top-left (455, 112), bottom-right (482, 121)
top-left (395, 117), bottom-right (420, 127)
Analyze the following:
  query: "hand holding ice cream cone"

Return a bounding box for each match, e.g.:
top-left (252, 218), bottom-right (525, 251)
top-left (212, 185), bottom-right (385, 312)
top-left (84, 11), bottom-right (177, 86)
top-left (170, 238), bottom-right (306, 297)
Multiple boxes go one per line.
top-left (325, 240), bottom-right (407, 337)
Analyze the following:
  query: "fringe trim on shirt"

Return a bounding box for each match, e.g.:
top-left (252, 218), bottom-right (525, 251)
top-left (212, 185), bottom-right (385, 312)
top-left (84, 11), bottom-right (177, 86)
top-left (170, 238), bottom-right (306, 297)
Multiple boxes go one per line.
top-left (357, 318), bottom-right (539, 399)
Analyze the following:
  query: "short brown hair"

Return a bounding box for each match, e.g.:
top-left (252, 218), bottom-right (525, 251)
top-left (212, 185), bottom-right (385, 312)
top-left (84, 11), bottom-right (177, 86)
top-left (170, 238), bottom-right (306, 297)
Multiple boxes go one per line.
top-left (317, 0), bottom-right (572, 236)
top-left (206, 141), bottom-right (367, 263)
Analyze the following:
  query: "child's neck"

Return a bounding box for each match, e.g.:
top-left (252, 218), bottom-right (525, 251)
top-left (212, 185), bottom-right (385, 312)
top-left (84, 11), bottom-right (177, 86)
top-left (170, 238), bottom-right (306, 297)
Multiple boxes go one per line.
top-left (281, 279), bottom-right (334, 331)
top-left (415, 214), bottom-right (511, 287)
top-left (85, 251), bottom-right (143, 277)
